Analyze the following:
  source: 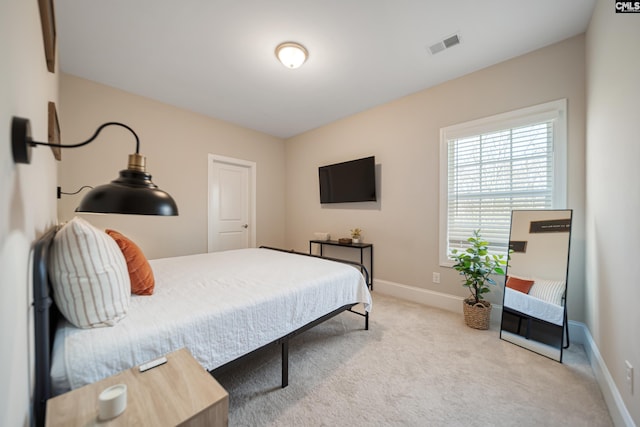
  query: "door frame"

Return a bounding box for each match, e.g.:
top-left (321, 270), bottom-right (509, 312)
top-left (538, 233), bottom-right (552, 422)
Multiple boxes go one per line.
top-left (207, 154), bottom-right (257, 252)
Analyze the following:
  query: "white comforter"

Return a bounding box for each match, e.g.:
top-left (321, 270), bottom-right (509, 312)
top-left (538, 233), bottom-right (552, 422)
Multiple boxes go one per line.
top-left (503, 287), bottom-right (563, 326)
top-left (51, 248), bottom-right (371, 392)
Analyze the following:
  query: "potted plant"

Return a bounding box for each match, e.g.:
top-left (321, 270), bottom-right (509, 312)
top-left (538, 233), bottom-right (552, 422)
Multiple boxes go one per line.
top-left (350, 228), bottom-right (362, 243)
top-left (450, 229), bottom-right (508, 330)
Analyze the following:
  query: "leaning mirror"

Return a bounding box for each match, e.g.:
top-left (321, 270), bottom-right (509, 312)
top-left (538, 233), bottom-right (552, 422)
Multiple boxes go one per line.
top-left (500, 209), bottom-right (572, 362)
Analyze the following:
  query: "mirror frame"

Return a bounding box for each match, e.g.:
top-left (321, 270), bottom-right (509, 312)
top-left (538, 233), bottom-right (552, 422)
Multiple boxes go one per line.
top-left (499, 209), bottom-right (572, 362)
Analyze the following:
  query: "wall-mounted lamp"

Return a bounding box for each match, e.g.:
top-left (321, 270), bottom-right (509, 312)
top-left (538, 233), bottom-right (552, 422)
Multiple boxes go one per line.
top-left (57, 185), bottom-right (93, 199)
top-left (275, 42), bottom-right (308, 69)
top-left (12, 117), bottom-right (179, 216)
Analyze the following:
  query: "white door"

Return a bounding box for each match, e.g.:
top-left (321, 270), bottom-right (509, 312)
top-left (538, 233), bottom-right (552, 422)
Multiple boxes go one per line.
top-left (208, 155), bottom-right (256, 252)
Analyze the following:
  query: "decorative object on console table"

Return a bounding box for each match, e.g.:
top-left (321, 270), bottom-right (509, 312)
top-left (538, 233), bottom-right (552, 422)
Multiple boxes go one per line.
top-left (450, 229), bottom-right (509, 330)
top-left (45, 348), bottom-right (228, 427)
top-left (350, 228), bottom-right (362, 243)
top-left (314, 232), bottom-right (330, 241)
top-left (338, 237), bottom-right (353, 244)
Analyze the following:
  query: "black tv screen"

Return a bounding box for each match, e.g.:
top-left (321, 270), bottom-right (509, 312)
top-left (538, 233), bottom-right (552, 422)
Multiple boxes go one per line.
top-left (319, 156), bottom-right (376, 204)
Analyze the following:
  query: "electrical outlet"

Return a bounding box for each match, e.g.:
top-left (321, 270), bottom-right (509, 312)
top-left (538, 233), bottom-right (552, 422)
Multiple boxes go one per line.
top-left (432, 272), bottom-right (440, 284)
top-left (626, 360), bottom-right (634, 394)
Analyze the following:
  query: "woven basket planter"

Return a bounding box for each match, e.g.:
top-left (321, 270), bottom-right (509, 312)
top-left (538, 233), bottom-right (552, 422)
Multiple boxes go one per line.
top-left (462, 298), bottom-right (491, 330)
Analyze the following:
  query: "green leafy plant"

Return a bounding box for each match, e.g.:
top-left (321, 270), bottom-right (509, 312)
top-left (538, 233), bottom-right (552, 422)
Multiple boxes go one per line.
top-left (450, 229), bottom-right (508, 305)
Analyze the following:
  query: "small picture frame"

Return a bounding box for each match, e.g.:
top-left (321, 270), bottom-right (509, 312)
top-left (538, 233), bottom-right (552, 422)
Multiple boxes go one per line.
top-left (509, 241), bottom-right (528, 253)
top-left (48, 102), bottom-right (61, 160)
top-left (38, 0), bottom-right (57, 73)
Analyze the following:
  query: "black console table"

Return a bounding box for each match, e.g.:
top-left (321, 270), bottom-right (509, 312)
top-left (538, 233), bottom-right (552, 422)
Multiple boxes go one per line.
top-left (309, 240), bottom-right (374, 290)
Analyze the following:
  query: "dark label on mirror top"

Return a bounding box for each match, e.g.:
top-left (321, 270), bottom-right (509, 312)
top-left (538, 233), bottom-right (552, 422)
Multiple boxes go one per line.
top-left (529, 218), bottom-right (572, 233)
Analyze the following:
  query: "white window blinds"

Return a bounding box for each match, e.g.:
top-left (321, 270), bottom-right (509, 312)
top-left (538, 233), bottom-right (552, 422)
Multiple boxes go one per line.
top-left (439, 99), bottom-right (567, 265)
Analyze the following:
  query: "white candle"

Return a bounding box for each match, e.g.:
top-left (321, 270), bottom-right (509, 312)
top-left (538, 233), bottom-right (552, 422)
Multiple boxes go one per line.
top-left (98, 384), bottom-right (127, 420)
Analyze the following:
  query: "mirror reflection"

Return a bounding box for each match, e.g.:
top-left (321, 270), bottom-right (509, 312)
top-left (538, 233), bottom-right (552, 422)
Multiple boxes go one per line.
top-left (500, 209), bottom-right (572, 362)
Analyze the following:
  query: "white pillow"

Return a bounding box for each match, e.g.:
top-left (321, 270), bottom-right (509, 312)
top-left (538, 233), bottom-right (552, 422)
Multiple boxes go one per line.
top-left (49, 217), bottom-right (131, 328)
top-left (529, 278), bottom-right (566, 306)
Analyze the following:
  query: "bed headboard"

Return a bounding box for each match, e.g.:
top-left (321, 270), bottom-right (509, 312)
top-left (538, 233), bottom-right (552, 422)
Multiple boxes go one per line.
top-left (32, 226), bottom-right (60, 427)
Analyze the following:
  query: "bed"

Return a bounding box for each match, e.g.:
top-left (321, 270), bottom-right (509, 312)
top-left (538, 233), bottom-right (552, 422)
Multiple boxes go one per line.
top-left (503, 287), bottom-right (564, 327)
top-left (502, 275), bottom-right (567, 342)
top-left (31, 223), bottom-right (372, 427)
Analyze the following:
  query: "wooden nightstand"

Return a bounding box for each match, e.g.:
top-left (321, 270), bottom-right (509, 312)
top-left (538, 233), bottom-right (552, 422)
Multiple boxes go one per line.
top-left (45, 348), bottom-right (228, 426)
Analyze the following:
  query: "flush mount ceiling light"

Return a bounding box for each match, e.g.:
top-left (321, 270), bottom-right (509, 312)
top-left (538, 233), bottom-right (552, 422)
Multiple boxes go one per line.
top-left (275, 42), bottom-right (308, 69)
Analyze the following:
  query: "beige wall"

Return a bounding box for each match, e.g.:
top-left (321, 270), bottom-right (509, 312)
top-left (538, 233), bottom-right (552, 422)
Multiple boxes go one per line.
top-left (585, 1), bottom-right (640, 423)
top-left (58, 74), bottom-right (286, 259)
top-left (285, 35), bottom-right (587, 320)
top-left (5, 3), bottom-right (636, 424)
top-left (0, 1), bottom-right (59, 426)
top-left (508, 210), bottom-right (573, 282)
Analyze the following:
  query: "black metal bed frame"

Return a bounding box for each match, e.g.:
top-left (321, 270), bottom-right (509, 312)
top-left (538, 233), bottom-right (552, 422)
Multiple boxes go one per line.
top-left (211, 246), bottom-right (371, 384)
top-left (259, 245), bottom-right (370, 327)
top-left (31, 229), bottom-right (370, 427)
top-left (502, 305), bottom-right (570, 361)
top-left (32, 227), bottom-right (60, 427)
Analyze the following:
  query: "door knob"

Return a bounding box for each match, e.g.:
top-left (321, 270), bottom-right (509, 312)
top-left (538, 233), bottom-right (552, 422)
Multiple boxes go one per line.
top-left (242, 224), bottom-right (248, 229)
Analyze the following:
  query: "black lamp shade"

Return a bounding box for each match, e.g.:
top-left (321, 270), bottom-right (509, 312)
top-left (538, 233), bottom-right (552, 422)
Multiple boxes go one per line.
top-left (76, 169), bottom-right (179, 215)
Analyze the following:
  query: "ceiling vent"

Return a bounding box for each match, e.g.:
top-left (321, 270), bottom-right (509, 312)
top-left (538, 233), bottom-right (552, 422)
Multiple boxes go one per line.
top-left (428, 33), bottom-right (460, 55)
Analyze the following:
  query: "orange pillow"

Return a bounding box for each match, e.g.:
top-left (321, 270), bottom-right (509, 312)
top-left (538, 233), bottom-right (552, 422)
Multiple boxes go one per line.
top-left (105, 229), bottom-right (155, 295)
top-left (506, 276), bottom-right (535, 294)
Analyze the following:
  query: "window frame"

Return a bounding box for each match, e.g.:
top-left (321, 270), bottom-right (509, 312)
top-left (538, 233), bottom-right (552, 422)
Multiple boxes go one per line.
top-left (439, 99), bottom-right (567, 267)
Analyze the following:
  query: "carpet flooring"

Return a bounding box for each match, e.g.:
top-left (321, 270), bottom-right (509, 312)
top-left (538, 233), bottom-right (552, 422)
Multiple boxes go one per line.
top-left (215, 293), bottom-right (613, 426)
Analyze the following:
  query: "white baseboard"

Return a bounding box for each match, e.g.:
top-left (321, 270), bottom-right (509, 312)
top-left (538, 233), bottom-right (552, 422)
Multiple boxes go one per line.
top-left (373, 279), bottom-right (635, 427)
top-left (374, 279), bottom-right (464, 313)
top-left (373, 279), bottom-right (503, 323)
top-left (569, 322), bottom-right (635, 427)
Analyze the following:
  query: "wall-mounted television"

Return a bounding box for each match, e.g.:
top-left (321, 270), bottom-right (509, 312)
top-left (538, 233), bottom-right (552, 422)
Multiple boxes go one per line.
top-left (319, 156), bottom-right (377, 204)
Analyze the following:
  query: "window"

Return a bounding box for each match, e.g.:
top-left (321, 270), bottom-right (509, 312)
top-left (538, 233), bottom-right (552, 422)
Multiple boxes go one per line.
top-left (439, 99), bottom-right (567, 266)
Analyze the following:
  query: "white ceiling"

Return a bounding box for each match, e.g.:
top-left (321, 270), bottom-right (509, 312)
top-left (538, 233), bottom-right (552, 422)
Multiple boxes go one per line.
top-left (56, 0), bottom-right (595, 139)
